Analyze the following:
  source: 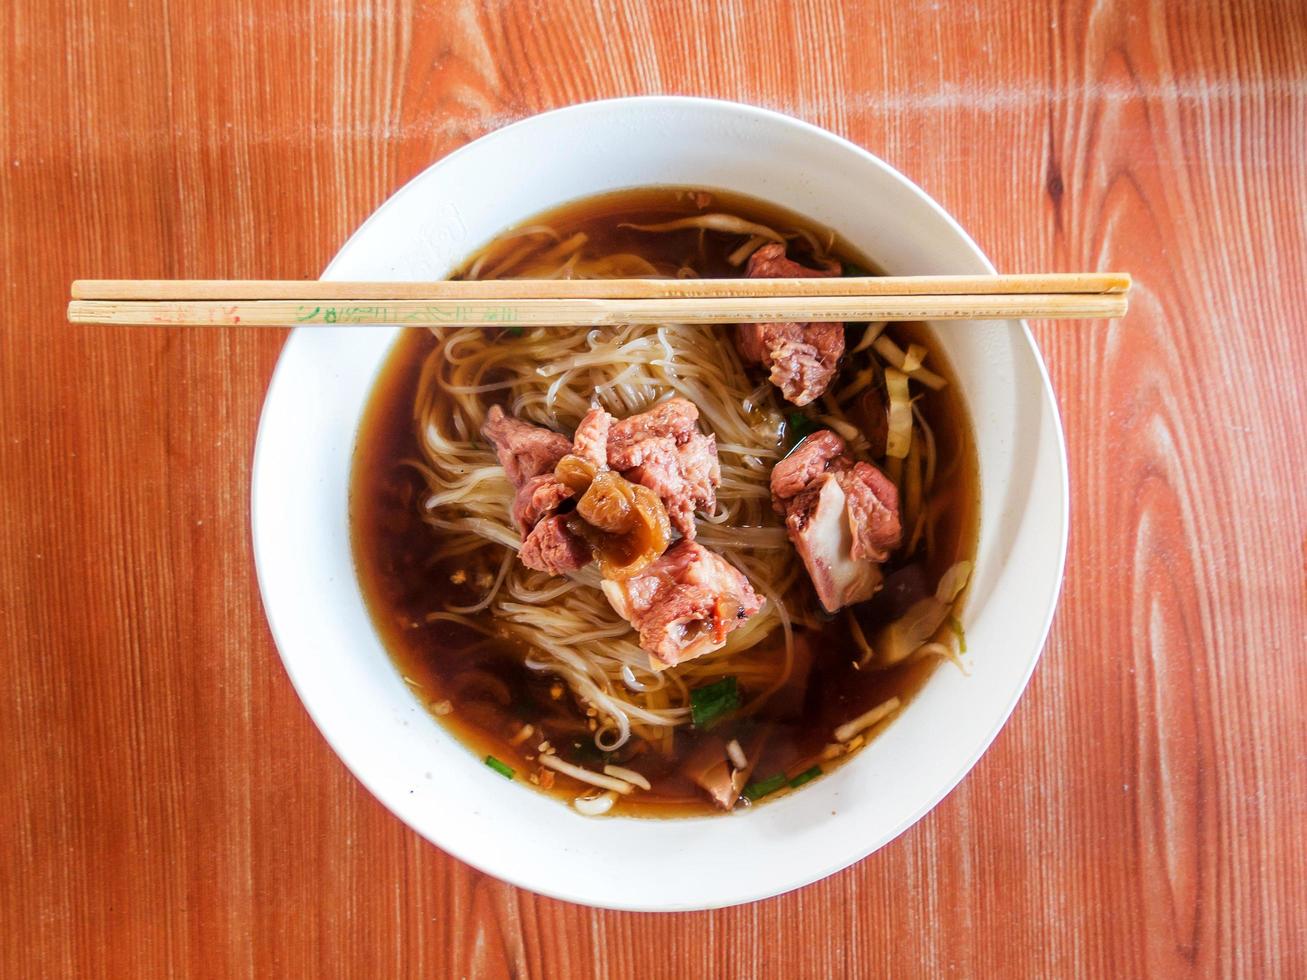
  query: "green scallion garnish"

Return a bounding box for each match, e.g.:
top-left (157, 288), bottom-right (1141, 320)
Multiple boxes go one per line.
top-left (504, 326), bottom-right (525, 337)
top-left (785, 411), bottom-right (819, 447)
top-left (789, 765), bottom-right (822, 789)
top-left (947, 615), bottom-right (967, 653)
top-left (743, 773), bottom-right (787, 802)
top-left (842, 262), bottom-right (872, 278)
top-left (690, 677), bottom-right (741, 730)
top-left (484, 755), bottom-right (514, 779)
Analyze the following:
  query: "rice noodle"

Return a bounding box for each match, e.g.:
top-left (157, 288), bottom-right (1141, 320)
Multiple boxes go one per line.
top-left (603, 764), bottom-right (652, 790)
top-left (409, 250), bottom-right (804, 747)
top-left (405, 215), bottom-right (958, 765)
top-left (620, 214), bottom-right (785, 241)
top-left (728, 234), bottom-right (769, 266)
top-left (539, 754), bottom-right (634, 793)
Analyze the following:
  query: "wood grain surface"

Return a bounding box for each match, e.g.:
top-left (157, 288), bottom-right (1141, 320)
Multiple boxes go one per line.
top-left (2, 0), bottom-right (1304, 976)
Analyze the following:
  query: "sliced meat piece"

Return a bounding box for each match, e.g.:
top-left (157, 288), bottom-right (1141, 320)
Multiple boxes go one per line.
top-left (622, 432), bottom-right (720, 537)
top-left (770, 429), bottom-right (848, 509)
top-left (571, 407), bottom-right (613, 469)
top-left (518, 515), bottom-right (590, 575)
top-left (736, 244), bottom-right (844, 406)
top-left (785, 475), bottom-right (884, 613)
top-left (511, 473), bottom-right (574, 532)
top-left (736, 321), bottom-right (845, 408)
top-left (481, 405), bottom-right (571, 489)
top-left (606, 398), bottom-right (720, 538)
top-left (771, 431), bottom-right (902, 613)
top-left (745, 243), bottom-right (841, 280)
top-left (841, 461), bottom-right (901, 562)
top-left (735, 323), bottom-right (770, 365)
top-left (674, 431), bottom-right (721, 516)
top-left (607, 397), bottom-right (701, 466)
top-left (601, 540), bottom-right (763, 670)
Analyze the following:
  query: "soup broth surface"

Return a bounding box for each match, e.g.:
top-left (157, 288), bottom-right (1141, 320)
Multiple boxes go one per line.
top-left (351, 187), bottom-right (979, 816)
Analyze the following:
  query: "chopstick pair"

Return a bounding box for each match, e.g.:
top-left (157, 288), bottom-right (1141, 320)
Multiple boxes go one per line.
top-left (67, 273), bottom-right (1130, 327)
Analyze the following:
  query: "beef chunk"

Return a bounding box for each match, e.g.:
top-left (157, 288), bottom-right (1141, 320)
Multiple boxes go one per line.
top-left (770, 429), bottom-right (847, 508)
top-left (481, 405), bottom-right (572, 489)
top-left (518, 515), bottom-right (590, 575)
top-left (841, 462), bottom-right (901, 562)
top-left (511, 473), bottom-right (574, 532)
top-left (606, 398), bottom-right (720, 538)
top-left (571, 407), bottom-right (613, 469)
top-left (735, 244), bottom-right (845, 406)
top-left (770, 430), bottom-right (901, 612)
top-left (600, 540), bottom-right (763, 670)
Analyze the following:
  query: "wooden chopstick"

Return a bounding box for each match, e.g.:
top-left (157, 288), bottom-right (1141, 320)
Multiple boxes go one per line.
top-left (71, 273), bottom-right (1129, 300)
top-left (67, 273), bottom-right (1130, 327)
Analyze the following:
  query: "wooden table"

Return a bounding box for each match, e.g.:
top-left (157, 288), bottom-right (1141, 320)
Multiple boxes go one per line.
top-left (3, 1), bottom-right (1304, 976)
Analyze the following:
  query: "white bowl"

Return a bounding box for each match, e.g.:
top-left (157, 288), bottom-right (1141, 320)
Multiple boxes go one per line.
top-left (252, 96), bottom-right (1068, 911)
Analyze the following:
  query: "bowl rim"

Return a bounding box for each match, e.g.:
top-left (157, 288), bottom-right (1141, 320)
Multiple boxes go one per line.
top-left (251, 95), bottom-right (1069, 910)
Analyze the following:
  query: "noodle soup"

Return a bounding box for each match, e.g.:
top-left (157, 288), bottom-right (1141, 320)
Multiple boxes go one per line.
top-left (351, 187), bottom-right (978, 817)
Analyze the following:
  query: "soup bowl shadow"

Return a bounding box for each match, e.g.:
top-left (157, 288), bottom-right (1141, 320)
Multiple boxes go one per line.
top-left (252, 96), bottom-right (1068, 911)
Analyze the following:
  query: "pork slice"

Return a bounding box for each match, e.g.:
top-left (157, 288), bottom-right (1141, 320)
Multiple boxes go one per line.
top-left (607, 397), bottom-right (700, 467)
top-left (770, 429), bottom-right (849, 511)
top-left (676, 431), bottom-right (721, 516)
top-left (839, 462), bottom-right (902, 562)
top-left (622, 431), bottom-right (719, 538)
top-left (511, 473), bottom-right (574, 532)
top-left (763, 322), bottom-right (846, 407)
top-left (785, 475), bottom-right (884, 613)
top-left (481, 405), bottom-right (572, 489)
top-left (736, 321), bottom-right (846, 408)
top-left (746, 242), bottom-right (841, 280)
top-left (607, 399), bottom-right (720, 539)
top-left (630, 584), bottom-right (720, 665)
top-left (601, 540), bottom-right (763, 670)
top-left (771, 430), bottom-right (902, 610)
top-left (735, 323), bottom-right (770, 365)
top-left (518, 515), bottom-right (590, 575)
top-left (736, 244), bottom-right (845, 406)
top-left (572, 407), bottom-right (613, 469)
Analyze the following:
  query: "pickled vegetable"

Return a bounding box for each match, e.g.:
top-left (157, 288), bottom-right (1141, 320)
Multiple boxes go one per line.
top-left (577, 471), bottom-right (637, 533)
top-left (554, 453), bottom-right (598, 493)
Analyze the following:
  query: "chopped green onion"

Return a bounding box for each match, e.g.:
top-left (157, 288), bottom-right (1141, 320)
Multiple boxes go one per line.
top-left (743, 773), bottom-right (787, 802)
top-left (948, 615), bottom-right (967, 653)
top-left (789, 766), bottom-right (822, 789)
top-left (785, 411), bottom-right (820, 448)
top-left (504, 326), bottom-right (525, 337)
top-left (484, 755), bottom-right (514, 779)
top-left (690, 677), bottom-right (741, 729)
top-left (842, 262), bottom-right (872, 278)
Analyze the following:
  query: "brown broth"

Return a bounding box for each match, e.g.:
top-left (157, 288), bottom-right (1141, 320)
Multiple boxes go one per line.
top-left (350, 187), bottom-right (979, 817)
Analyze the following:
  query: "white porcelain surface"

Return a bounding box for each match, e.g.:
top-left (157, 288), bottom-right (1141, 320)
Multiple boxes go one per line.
top-left (252, 96), bottom-right (1068, 911)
